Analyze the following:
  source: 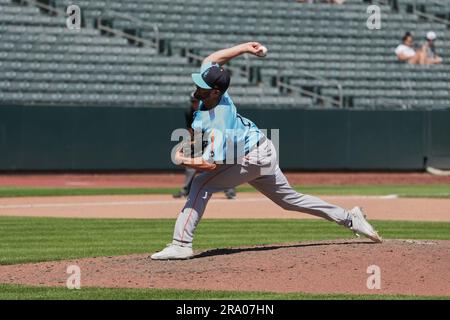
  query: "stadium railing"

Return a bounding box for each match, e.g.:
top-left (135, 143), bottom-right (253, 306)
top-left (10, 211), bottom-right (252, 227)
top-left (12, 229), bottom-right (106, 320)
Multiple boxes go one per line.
top-left (96, 10), bottom-right (160, 53)
top-left (276, 69), bottom-right (344, 109)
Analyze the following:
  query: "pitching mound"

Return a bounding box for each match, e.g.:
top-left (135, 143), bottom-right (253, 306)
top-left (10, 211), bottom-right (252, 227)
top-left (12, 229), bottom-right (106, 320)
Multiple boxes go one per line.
top-left (0, 239), bottom-right (449, 296)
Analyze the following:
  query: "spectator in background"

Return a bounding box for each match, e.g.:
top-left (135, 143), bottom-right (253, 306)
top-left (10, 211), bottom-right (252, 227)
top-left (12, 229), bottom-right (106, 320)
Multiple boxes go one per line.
top-left (423, 31), bottom-right (443, 65)
top-left (395, 31), bottom-right (443, 65)
top-left (395, 32), bottom-right (426, 64)
top-left (173, 93), bottom-right (236, 199)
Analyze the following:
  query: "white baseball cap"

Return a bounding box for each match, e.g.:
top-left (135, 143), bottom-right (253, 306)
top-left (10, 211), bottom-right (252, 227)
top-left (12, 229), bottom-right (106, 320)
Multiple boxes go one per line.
top-left (426, 31), bottom-right (437, 41)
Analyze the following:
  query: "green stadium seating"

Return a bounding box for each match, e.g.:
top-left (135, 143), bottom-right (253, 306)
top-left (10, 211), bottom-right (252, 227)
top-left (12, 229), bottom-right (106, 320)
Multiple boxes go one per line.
top-left (0, 0), bottom-right (449, 109)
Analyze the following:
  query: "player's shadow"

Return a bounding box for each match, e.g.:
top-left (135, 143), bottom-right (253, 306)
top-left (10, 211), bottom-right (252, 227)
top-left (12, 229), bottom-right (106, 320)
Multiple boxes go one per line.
top-left (192, 240), bottom-right (375, 259)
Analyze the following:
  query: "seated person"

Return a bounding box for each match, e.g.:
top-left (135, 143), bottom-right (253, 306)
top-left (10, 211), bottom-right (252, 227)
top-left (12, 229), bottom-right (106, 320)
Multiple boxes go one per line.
top-left (395, 31), bottom-right (443, 65)
top-left (423, 31), bottom-right (443, 65)
top-left (395, 32), bottom-right (425, 64)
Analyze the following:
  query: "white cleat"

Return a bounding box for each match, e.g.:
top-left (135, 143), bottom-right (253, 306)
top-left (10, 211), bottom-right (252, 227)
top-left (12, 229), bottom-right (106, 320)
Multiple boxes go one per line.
top-left (150, 244), bottom-right (194, 260)
top-left (348, 207), bottom-right (383, 243)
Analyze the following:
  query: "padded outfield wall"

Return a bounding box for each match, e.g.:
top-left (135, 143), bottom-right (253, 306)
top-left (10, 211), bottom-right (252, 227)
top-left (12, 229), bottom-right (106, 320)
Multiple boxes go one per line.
top-left (0, 106), bottom-right (449, 171)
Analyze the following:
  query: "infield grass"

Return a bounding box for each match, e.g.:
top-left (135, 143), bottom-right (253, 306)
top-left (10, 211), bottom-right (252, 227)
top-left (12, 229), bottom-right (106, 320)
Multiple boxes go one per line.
top-left (0, 284), bottom-right (448, 300)
top-left (0, 184), bottom-right (449, 198)
top-left (0, 217), bottom-right (449, 265)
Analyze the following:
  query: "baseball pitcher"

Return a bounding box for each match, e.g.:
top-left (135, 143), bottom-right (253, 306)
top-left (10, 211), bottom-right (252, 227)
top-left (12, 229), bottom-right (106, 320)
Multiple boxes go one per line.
top-left (151, 42), bottom-right (382, 260)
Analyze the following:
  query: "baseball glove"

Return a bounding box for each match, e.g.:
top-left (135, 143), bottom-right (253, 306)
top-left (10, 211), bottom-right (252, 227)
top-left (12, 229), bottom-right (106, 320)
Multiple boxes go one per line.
top-left (179, 138), bottom-right (208, 158)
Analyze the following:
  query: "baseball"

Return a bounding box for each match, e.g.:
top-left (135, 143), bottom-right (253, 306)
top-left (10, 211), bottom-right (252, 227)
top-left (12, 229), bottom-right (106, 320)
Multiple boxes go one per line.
top-left (256, 45), bottom-right (268, 57)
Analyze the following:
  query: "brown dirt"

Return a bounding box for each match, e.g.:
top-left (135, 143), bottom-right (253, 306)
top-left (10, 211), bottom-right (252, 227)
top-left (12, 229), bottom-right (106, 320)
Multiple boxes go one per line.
top-left (1, 193), bottom-right (449, 221)
top-left (0, 172), bottom-right (449, 188)
top-left (0, 239), bottom-right (449, 296)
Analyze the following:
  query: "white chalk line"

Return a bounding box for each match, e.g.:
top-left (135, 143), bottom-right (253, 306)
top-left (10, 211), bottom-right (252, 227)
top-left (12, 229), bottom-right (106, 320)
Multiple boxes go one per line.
top-left (0, 195), bottom-right (398, 210)
top-left (0, 198), bottom-right (264, 209)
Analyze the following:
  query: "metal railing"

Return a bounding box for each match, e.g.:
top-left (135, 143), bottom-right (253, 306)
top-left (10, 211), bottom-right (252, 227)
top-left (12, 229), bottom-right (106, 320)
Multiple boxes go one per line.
top-left (97, 11), bottom-right (160, 52)
top-left (372, 0), bottom-right (450, 26)
top-left (276, 69), bottom-right (344, 108)
top-left (94, 16), bottom-right (251, 80)
top-left (411, 0), bottom-right (450, 27)
top-left (19, 0), bottom-right (65, 16)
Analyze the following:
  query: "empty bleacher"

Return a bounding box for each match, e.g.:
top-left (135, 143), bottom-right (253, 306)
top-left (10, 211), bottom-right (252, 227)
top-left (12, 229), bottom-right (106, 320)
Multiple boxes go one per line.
top-left (0, 0), bottom-right (449, 109)
top-left (398, 0), bottom-right (450, 17)
top-left (0, 0), bottom-right (279, 107)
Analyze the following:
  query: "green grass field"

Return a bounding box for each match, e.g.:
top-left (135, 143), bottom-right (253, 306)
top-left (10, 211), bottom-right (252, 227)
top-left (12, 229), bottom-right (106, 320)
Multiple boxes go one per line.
top-left (0, 184), bottom-right (449, 198)
top-left (1, 284), bottom-right (447, 300)
top-left (1, 217), bottom-right (450, 265)
top-left (0, 216), bottom-right (449, 300)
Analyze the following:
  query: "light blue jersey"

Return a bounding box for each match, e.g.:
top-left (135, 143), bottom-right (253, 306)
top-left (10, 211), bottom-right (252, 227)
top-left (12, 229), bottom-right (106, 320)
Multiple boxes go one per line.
top-left (192, 92), bottom-right (263, 163)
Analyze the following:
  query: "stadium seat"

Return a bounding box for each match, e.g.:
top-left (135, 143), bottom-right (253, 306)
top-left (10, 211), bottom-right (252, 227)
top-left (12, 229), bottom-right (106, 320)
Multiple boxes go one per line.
top-left (0, 0), bottom-right (449, 109)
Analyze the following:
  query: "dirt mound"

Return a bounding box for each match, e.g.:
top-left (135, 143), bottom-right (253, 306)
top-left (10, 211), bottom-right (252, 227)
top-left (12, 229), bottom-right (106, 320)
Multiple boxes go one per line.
top-left (0, 239), bottom-right (449, 296)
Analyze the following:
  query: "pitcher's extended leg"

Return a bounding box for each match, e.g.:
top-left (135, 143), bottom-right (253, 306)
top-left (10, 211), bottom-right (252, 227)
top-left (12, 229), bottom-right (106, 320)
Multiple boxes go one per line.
top-left (249, 166), bottom-right (351, 226)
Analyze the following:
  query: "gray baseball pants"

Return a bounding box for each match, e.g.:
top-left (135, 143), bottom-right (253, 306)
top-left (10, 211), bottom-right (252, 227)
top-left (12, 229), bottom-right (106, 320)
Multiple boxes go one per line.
top-left (172, 138), bottom-right (351, 247)
top-left (181, 167), bottom-right (235, 197)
